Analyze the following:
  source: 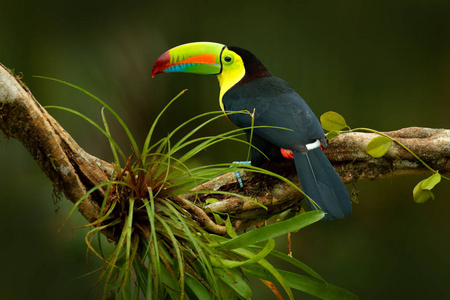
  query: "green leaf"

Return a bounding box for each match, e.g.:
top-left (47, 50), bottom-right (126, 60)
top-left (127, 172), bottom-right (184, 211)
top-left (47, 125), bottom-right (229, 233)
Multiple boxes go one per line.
top-left (36, 76), bottom-right (140, 158)
top-left (413, 173), bottom-right (441, 203)
top-left (225, 215), bottom-right (238, 238)
top-left (320, 111), bottom-right (348, 131)
top-left (217, 239), bottom-right (275, 269)
top-left (211, 211), bottom-right (324, 250)
top-left (213, 213), bottom-right (224, 225)
top-left (185, 274), bottom-right (213, 300)
top-left (278, 270), bottom-right (358, 300)
top-left (243, 265), bottom-right (358, 300)
top-left (234, 248), bottom-right (294, 300)
top-left (205, 198), bottom-right (219, 204)
top-left (214, 268), bottom-right (252, 299)
top-left (421, 172), bottom-right (441, 190)
top-left (366, 136), bottom-right (392, 158)
top-left (158, 264), bottom-right (182, 299)
top-left (276, 208), bottom-right (294, 222)
top-left (250, 246), bottom-right (325, 282)
top-left (101, 107), bottom-right (121, 168)
top-left (413, 179), bottom-right (435, 203)
top-left (325, 130), bottom-right (340, 140)
top-left (45, 105), bottom-right (126, 162)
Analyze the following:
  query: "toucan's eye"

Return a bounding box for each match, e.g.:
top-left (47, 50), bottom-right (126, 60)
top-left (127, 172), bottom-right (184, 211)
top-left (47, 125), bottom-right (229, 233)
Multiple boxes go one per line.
top-left (223, 55), bottom-right (233, 64)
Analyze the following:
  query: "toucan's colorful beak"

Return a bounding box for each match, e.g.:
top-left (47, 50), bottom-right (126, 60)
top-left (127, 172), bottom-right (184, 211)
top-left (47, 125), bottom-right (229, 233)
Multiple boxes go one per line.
top-left (152, 42), bottom-right (225, 77)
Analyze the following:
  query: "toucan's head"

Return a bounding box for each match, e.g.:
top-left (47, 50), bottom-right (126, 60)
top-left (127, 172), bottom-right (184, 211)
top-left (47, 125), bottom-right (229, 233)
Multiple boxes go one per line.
top-left (152, 42), bottom-right (271, 98)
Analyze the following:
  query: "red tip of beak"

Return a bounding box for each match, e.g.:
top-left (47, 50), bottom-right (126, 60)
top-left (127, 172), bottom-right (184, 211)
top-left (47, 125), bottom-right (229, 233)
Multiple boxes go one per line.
top-left (152, 50), bottom-right (170, 78)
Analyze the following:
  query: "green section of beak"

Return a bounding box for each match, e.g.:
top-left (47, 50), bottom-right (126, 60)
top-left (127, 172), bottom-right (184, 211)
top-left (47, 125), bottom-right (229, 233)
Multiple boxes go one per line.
top-left (152, 42), bottom-right (225, 77)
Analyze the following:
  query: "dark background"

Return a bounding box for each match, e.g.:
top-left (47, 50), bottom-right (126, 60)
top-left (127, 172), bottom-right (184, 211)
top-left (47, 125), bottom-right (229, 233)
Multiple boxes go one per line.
top-left (1, 1), bottom-right (449, 299)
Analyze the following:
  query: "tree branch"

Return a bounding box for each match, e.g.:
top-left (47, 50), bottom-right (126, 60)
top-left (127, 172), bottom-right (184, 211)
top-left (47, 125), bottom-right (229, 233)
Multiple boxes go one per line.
top-left (0, 63), bottom-right (116, 240)
top-left (186, 127), bottom-right (449, 230)
top-left (1, 63), bottom-right (448, 235)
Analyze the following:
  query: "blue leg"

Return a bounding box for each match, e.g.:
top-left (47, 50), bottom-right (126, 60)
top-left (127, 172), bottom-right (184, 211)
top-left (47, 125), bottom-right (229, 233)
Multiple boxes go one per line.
top-left (231, 161), bottom-right (252, 188)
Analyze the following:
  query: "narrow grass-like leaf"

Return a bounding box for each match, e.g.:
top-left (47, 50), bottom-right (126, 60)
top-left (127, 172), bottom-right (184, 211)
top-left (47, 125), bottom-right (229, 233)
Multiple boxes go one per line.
top-left (84, 219), bottom-right (122, 264)
top-left (185, 273), bottom-right (213, 300)
top-left (102, 221), bottom-right (129, 297)
top-left (259, 247), bottom-right (325, 282)
top-left (98, 170), bottom-right (117, 219)
top-left (172, 133), bottom-right (245, 163)
top-left (96, 170), bottom-right (117, 259)
top-left (101, 107), bottom-right (121, 167)
top-left (234, 247), bottom-right (294, 300)
top-left (46, 105), bottom-right (126, 161)
top-left (173, 132), bottom-right (247, 163)
top-left (133, 258), bottom-right (148, 298)
top-left (211, 211), bottom-right (324, 250)
top-left (261, 280), bottom-right (284, 300)
top-left (145, 261), bottom-right (153, 299)
top-left (214, 268), bottom-right (252, 299)
top-left (212, 213), bottom-right (224, 225)
top-left (60, 181), bottom-right (128, 231)
top-left (123, 198), bottom-right (134, 298)
top-left (168, 110), bottom-right (232, 152)
top-left (167, 111), bottom-right (272, 157)
top-left (155, 214), bottom-right (185, 298)
top-left (225, 215), bottom-right (238, 238)
top-left (142, 189), bottom-right (161, 297)
top-left (142, 89), bottom-right (187, 161)
top-left (218, 239), bottom-right (275, 268)
top-left (133, 279), bottom-right (141, 300)
top-left (278, 270), bottom-right (358, 300)
top-left (170, 122), bottom-right (289, 164)
top-left (158, 261), bottom-right (183, 300)
top-left (246, 109), bottom-right (256, 161)
top-left (243, 264), bottom-right (358, 300)
top-left (36, 76), bottom-right (140, 156)
top-left (164, 204), bottom-right (218, 292)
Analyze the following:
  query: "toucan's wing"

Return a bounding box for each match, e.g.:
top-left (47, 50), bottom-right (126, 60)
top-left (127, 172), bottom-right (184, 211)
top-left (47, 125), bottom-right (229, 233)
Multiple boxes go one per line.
top-left (224, 76), bottom-right (325, 152)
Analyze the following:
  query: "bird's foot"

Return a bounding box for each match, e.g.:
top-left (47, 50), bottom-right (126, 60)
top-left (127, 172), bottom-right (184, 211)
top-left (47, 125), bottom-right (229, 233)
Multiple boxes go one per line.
top-left (231, 161), bottom-right (252, 188)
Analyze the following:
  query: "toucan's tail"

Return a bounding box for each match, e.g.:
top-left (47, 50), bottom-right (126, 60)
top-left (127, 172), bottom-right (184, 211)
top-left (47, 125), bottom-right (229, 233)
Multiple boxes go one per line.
top-left (293, 149), bottom-right (352, 221)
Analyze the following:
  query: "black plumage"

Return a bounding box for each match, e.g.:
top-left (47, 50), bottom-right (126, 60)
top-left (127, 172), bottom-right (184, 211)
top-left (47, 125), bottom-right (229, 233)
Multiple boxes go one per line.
top-left (223, 47), bottom-right (352, 221)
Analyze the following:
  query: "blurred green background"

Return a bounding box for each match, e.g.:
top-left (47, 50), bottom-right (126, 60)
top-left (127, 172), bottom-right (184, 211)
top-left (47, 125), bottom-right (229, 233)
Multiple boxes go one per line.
top-left (1, 0), bottom-right (449, 299)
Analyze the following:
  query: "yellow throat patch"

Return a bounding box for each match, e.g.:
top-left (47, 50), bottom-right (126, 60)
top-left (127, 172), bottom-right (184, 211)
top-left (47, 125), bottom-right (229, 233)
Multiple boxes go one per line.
top-left (217, 49), bottom-right (246, 112)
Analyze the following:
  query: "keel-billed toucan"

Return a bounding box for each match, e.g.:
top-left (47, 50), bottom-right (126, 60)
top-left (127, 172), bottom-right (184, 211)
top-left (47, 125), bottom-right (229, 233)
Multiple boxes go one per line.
top-left (152, 42), bottom-right (352, 221)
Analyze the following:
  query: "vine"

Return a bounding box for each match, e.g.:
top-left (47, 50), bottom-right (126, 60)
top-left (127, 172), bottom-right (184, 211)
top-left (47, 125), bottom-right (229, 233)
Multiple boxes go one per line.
top-left (320, 111), bottom-right (448, 204)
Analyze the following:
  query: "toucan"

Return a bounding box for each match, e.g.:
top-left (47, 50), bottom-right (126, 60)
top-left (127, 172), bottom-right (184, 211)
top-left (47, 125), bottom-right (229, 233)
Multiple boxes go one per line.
top-left (152, 42), bottom-right (352, 221)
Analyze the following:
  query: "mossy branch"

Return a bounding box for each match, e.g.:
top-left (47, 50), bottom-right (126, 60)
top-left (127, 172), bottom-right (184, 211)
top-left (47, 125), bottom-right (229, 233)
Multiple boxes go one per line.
top-left (1, 63), bottom-right (449, 236)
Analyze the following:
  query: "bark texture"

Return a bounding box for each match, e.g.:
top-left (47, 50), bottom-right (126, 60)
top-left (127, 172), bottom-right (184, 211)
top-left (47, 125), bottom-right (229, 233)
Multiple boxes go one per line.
top-left (1, 63), bottom-right (449, 235)
top-left (0, 63), bottom-right (116, 239)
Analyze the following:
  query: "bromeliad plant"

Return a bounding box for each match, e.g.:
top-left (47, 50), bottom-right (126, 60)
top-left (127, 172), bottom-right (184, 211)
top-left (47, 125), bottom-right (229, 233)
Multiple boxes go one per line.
top-left (41, 77), bottom-right (357, 300)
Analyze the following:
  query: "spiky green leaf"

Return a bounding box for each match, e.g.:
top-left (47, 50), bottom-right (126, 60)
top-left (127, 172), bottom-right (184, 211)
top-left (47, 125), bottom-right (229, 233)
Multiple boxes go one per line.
top-left (211, 211), bottom-right (324, 250)
top-left (214, 268), bottom-right (252, 299)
